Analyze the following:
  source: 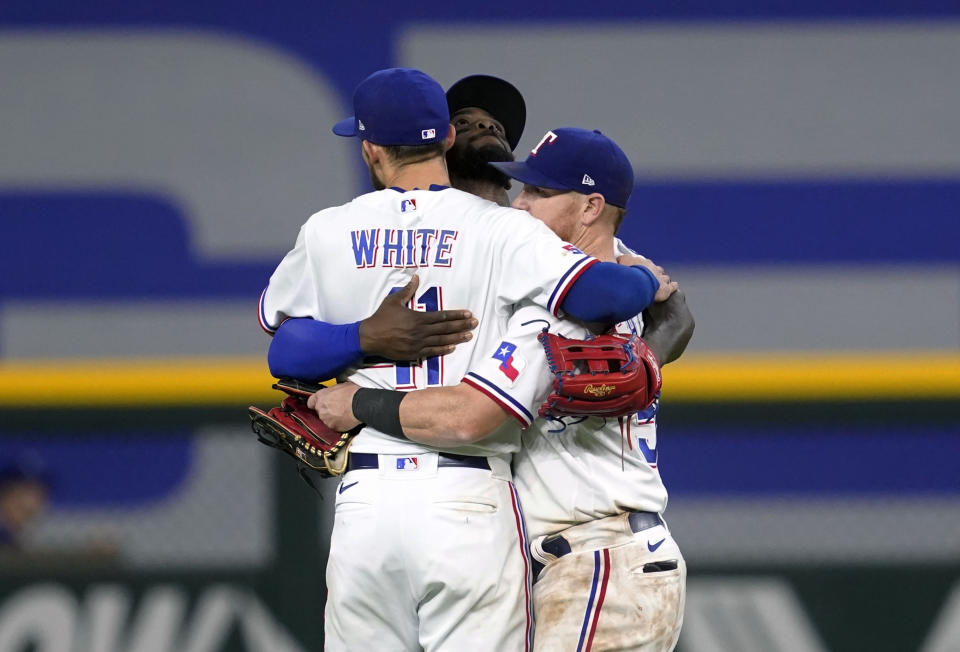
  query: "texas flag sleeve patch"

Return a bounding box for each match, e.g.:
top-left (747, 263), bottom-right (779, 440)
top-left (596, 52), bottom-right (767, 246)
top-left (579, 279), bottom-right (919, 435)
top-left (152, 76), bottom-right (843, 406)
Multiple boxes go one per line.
top-left (492, 341), bottom-right (525, 382)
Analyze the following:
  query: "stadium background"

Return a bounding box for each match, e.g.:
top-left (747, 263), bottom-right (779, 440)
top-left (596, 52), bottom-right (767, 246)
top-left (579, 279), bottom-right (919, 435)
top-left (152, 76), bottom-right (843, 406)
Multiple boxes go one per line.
top-left (1, 1), bottom-right (958, 650)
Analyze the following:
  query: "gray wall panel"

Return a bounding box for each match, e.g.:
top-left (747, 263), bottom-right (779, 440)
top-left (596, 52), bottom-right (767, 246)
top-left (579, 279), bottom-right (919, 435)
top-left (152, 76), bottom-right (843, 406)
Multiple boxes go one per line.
top-left (402, 22), bottom-right (960, 177)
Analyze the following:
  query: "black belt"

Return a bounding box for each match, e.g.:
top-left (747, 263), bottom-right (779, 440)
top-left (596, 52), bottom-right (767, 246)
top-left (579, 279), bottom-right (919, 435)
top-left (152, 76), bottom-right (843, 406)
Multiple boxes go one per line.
top-left (347, 452), bottom-right (490, 472)
top-left (540, 512), bottom-right (664, 559)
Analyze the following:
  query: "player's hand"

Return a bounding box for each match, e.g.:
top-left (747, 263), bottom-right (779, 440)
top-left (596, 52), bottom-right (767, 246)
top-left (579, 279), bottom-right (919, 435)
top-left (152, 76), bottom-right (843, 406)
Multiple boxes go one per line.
top-left (359, 274), bottom-right (478, 360)
top-left (308, 382), bottom-right (362, 431)
top-left (617, 254), bottom-right (678, 303)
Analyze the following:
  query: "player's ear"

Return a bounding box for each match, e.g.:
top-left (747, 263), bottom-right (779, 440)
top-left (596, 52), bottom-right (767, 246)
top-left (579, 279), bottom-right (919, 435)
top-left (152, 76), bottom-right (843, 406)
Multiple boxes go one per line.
top-left (443, 124), bottom-right (456, 151)
top-left (581, 193), bottom-right (606, 226)
top-left (362, 140), bottom-right (388, 169)
top-left (360, 139), bottom-right (375, 163)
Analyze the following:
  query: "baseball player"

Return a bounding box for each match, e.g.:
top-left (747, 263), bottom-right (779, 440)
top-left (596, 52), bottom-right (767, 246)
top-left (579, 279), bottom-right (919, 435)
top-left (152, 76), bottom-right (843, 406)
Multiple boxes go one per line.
top-left (259, 68), bottom-right (664, 651)
top-left (264, 75), bottom-right (526, 382)
top-left (444, 74), bottom-right (526, 206)
top-left (494, 129), bottom-right (691, 651)
top-left (312, 127), bottom-right (693, 651)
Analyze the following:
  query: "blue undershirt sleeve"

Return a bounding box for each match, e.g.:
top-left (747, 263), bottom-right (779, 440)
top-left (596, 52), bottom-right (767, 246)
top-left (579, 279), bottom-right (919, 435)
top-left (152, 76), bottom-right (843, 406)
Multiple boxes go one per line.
top-left (559, 262), bottom-right (659, 323)
top-left (267, 318), bottom-right (363, 381)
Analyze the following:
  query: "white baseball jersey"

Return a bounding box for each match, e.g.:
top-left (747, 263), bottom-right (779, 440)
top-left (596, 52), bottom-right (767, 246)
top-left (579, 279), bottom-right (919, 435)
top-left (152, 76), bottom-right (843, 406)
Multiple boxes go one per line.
top-left (259, 186), bottom-right (598, 457)
top-left (505, 238), bottom-right (669, 540)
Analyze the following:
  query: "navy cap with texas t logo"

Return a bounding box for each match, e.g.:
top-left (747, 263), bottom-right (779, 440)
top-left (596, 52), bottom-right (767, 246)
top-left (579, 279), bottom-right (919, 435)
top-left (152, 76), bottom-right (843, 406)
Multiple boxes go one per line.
top-left (491, 127), bottom-right (634, 208)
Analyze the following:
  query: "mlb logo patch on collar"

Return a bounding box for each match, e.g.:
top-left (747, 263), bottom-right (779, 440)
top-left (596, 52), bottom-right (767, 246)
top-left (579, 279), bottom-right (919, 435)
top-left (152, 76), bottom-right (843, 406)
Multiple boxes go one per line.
top-left (400, 198), bottom-right (417, 212)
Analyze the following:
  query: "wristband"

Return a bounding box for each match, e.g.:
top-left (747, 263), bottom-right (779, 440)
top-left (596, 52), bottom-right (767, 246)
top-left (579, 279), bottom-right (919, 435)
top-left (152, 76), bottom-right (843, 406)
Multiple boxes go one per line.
top-left (352, 388), bottom-right (408, 440)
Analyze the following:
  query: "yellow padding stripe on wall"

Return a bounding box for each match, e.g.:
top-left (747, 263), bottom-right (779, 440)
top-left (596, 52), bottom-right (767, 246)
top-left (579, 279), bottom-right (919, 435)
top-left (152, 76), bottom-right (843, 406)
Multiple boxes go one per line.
top-left (0, 357), bottom-right (278, 407)
top-left (660, 351), bottom-right (960, 401)
top-left (0, 352), bottom-right (958, 407)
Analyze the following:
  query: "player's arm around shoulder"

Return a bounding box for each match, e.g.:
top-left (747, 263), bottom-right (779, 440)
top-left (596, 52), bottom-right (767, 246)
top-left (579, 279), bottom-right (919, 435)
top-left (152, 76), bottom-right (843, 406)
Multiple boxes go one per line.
top-left (490, 211), bottom-right (662, 322)
top-left (616, 251), bottom-right (695, 365)
top-left (642, 287), bottom-right (694, 365)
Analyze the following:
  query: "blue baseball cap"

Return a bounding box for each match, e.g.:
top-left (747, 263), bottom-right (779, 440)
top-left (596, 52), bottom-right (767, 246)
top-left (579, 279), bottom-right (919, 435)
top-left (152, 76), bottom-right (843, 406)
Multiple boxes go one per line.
top-left (490, 128), bottom-right (635, 208)
top-left (332, 68), bottom-right (450, 146)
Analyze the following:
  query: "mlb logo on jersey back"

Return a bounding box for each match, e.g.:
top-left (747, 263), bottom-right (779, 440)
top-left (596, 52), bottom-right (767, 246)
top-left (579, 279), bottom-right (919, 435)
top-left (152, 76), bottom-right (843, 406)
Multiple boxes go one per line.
top-left (400, 198), bottom-right (417, 212)
top-left (562, 243), bottom-right (584, 256)
top-left (396, 457), bottom-right (419, 470)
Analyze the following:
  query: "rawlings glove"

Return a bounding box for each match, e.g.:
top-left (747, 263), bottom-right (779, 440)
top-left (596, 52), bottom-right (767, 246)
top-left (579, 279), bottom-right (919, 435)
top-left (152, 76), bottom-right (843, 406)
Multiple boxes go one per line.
top-left (537, 331), bottom-right (662, 418)
top-left (249, 379), bottom-right (358, 477)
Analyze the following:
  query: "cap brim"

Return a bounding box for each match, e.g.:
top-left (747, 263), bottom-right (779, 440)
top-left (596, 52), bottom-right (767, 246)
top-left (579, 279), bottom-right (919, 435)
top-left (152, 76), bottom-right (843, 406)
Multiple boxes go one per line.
top-left (446, 75), bottom-right (526, 150)
top-left (332, 116), bottom-right (358, 137)
top-left (489, 161), bottom-right (569, 191)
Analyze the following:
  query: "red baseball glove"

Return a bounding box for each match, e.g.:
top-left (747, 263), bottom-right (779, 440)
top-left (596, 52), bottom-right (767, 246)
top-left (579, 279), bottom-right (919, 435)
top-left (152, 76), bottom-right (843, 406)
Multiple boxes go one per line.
top-left (249, 379), bottom-right (358, 477)
top-left (537, 332), bottom-right (662, 418)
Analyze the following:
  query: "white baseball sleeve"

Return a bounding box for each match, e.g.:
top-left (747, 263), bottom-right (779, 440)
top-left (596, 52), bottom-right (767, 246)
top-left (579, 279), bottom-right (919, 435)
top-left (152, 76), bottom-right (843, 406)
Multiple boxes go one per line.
top-left (462, 302), bottom-right (581, 428)
top-left (258, 223), bottom-right (321, 333)
top-left (492, 210), bottom-right (598, 316)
